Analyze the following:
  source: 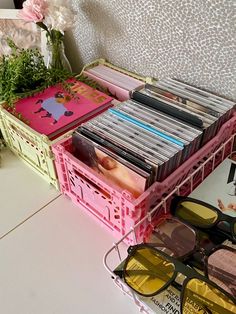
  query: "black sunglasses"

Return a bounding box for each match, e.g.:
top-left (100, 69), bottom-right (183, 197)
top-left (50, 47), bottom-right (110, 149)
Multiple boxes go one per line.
top-left (170, 196), bottom-right (236, 243)
top-left (123, 244), bottom-right (236, 314)
top-left (143, 215), bottom-right (236, 297)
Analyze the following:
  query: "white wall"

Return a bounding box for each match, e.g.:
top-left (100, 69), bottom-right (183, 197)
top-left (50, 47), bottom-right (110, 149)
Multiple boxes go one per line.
top-left (0, 1), bottom-right (15, 9)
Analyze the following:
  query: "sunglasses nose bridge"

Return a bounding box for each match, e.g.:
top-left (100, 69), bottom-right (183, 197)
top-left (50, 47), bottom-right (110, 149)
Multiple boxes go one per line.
top-left (175, 271), bottom-right (187, 286)
top-left (196, 247), bottom-right (206, 260)
top-left (198, 246), bottom-right (206, 253)
top-left (127, 245), bottom-right (136, 255)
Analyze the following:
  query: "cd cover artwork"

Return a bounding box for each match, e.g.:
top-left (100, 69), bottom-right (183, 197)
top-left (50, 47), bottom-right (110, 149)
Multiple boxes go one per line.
top-left (72, 133), bottom-right (148, 198)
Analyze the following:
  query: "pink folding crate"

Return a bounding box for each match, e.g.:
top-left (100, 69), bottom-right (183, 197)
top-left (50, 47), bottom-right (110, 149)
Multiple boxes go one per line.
top-left (52, 113), bottom-right (236, 242)
top-left (80, 58), bottom-right (154, 101)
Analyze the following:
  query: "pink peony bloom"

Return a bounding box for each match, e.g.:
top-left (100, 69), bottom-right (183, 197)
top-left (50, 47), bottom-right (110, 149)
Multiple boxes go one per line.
top-left (18, 0), bottom-right (48, 23)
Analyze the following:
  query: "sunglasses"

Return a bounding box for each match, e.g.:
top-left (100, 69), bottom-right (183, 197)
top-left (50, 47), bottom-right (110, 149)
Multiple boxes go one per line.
top-left (170, 196), bottom-right (236, 243)
top-left (123, 244), bottom-right (236, 314)
top-left (144, 215), bottom-right (236, 297)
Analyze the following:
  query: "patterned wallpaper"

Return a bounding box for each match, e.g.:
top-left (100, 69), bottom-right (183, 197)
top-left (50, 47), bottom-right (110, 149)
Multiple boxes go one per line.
top-left (66, 0), bottom-right (236, 100)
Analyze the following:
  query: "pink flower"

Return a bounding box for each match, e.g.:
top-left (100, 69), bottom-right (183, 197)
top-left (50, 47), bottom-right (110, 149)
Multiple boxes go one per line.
top-left (18, 0), bottom-right (48, 23)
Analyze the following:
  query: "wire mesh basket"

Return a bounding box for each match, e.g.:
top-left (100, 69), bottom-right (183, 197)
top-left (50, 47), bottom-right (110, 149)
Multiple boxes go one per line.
top-left (104, 132), bottom-right (236, 314)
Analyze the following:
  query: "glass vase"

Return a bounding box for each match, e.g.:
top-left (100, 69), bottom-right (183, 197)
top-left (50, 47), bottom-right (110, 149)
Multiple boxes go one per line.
top-left (46, 39), bottom-right (72, 73)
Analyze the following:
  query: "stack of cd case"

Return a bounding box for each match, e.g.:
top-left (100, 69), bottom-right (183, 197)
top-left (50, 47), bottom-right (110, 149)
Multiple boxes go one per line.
top-left (72, 99), bottom-right (202, 197)
top-left (72, 78), bottom-right (234, 198)
top-left (131, 79), bottom-right (235, 145)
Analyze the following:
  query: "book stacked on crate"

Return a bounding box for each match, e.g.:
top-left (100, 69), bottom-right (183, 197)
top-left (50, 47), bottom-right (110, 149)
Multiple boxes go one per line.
top-left (52, 77), bottom-right (236, 238)
top-left (80, 58), bottom-right (153, 101)
top-left (13, 79), bottom-right (113, 140)
top-left (0, 78), bottom-right (113, 188)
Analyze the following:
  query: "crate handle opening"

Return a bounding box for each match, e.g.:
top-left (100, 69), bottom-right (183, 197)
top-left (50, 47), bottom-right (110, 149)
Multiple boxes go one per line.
top-left (73, 168), bottom-right (111, 200)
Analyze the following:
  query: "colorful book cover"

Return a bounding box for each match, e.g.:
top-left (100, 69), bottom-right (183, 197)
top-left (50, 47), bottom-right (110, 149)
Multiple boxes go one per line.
top-left (14, 79), bottom-right (113, 139)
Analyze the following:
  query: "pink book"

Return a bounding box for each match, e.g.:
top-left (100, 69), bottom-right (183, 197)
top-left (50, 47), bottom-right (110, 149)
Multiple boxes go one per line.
top-left (85, 65), bottom-right (145, 91)
top-left (83, 70), bottom-right (130, 101)
top-left (14, 79), bottom-right (113, 139)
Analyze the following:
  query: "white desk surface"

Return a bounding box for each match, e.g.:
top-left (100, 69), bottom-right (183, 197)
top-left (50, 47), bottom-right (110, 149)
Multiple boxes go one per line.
top-left (0, 149), bottom-right (59, 238)
top-left (0, 148), bottom-right (139, 314)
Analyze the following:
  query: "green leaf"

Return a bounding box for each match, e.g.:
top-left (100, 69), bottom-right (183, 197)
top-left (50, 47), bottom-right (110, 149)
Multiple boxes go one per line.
top-left (0, 40), bottom-right (72, 108)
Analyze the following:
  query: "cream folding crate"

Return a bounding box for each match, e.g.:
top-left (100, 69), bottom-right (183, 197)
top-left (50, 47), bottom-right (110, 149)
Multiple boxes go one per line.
top-left (0, 78), bottom-right (114, 189)
top-left (0, 102), bottom-right (72, 189)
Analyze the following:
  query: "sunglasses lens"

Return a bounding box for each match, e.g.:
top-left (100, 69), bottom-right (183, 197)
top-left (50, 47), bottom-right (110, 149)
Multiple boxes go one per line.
top-left (208, 248), bottom-right (236, 297)
top-left (124, 247), bottom-right (175, 296)
top-left (183, 278), bottom-right (236, 314)
top-left (145, 218), bottom-right (196, 257)
top-left (176, 201), bottom-right (218, 227)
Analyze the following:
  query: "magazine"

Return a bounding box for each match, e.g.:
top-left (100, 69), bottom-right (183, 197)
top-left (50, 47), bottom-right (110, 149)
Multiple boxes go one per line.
top-left (191, 152), bottom-right (236, 217)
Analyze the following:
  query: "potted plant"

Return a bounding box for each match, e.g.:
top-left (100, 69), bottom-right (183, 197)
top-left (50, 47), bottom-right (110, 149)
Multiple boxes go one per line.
top-left (0, 38), bottom-right (72, 172)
